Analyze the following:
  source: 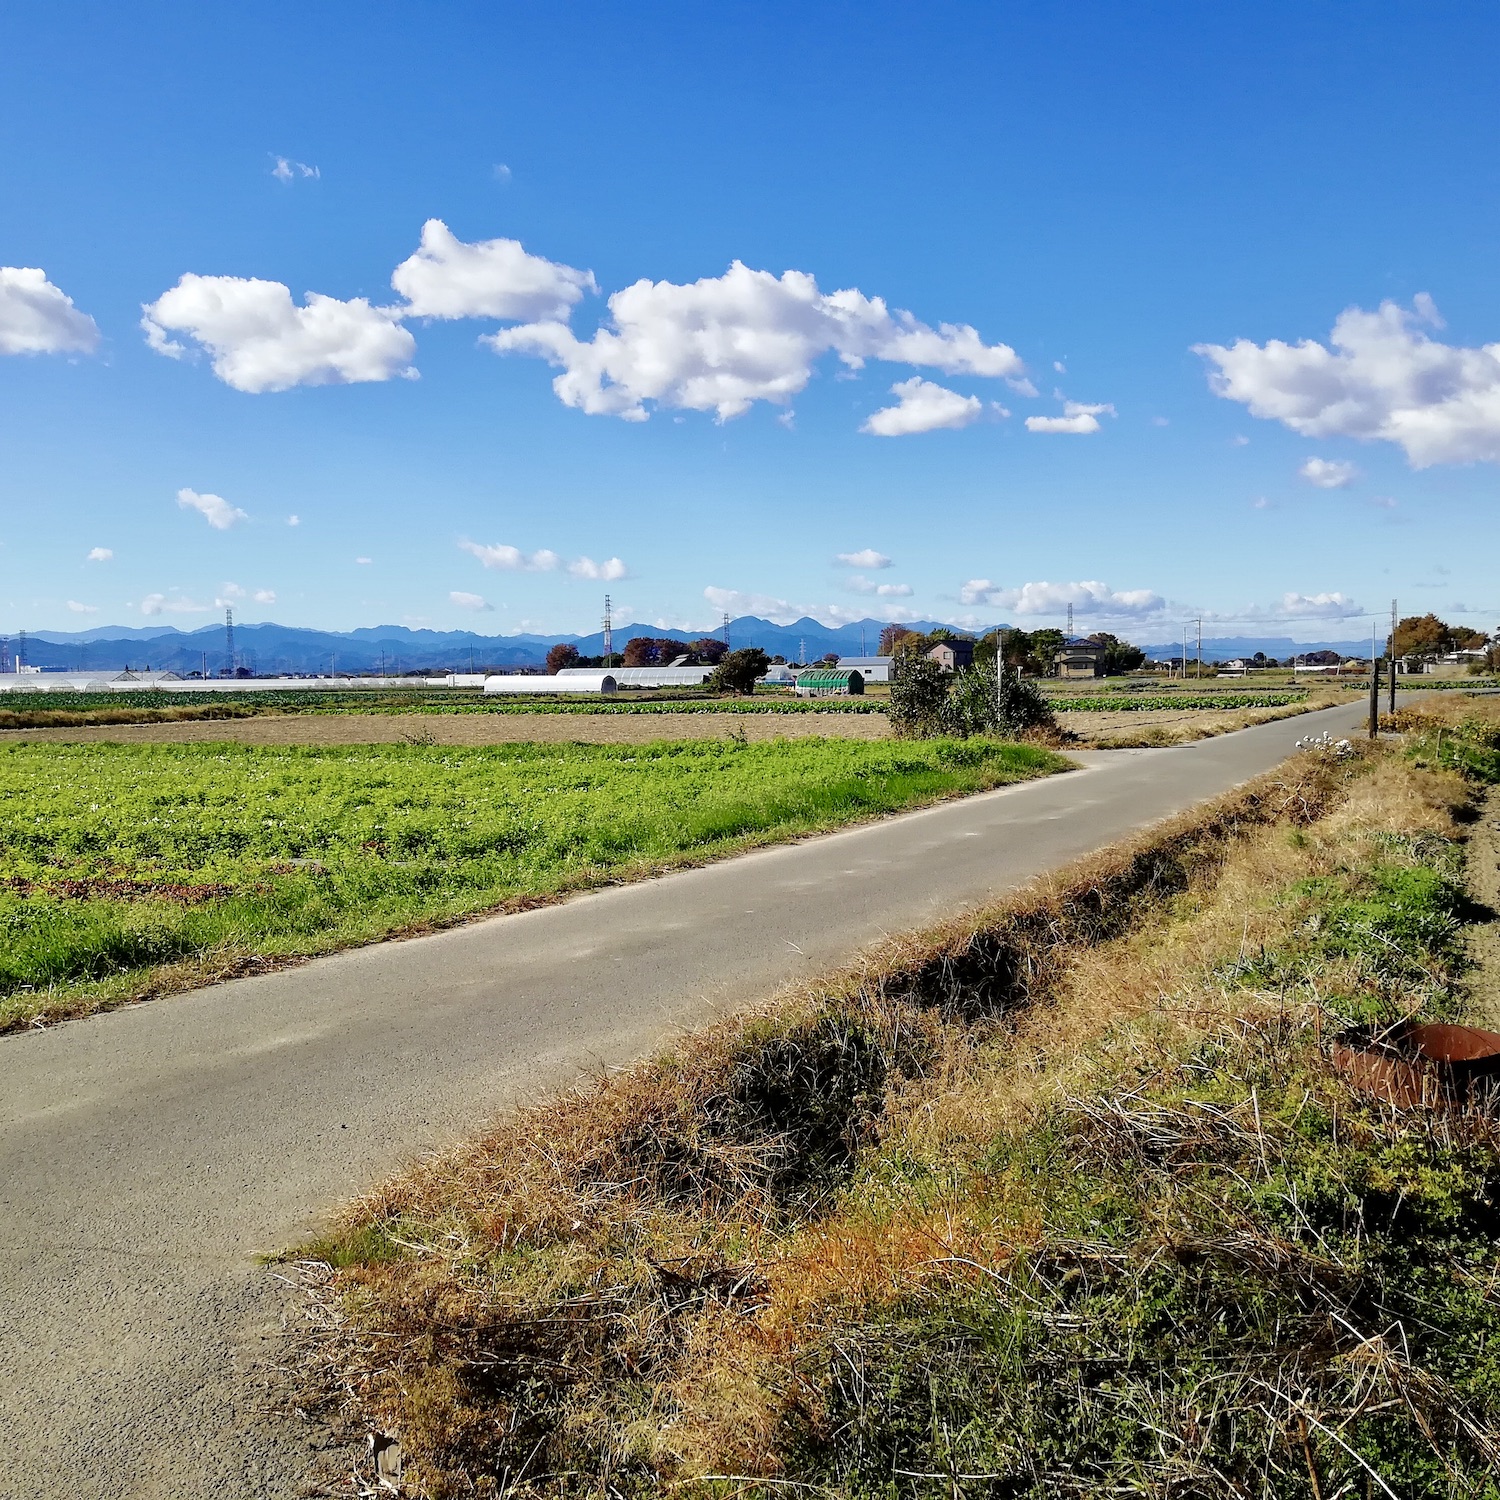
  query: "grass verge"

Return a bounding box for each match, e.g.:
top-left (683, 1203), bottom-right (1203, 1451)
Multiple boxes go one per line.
top-left (0, 735), bottom-right (1064, 1031)
top-left (298, 701), bottom-right (1500, 1498)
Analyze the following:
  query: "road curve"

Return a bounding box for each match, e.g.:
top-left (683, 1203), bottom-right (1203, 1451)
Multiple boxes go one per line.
top-left (0, 701), bottom-right (1366, 1499)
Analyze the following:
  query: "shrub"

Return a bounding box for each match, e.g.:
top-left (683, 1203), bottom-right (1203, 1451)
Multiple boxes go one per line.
top-left (708, 647), bottom-right (770, 696)
top-left (889, 655), bottom-right (951, 737)
top-left (895, 663), bottom-right (1058, 739)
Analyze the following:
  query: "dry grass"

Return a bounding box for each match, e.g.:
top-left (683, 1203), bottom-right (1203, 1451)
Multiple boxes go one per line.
top-left (0, 702), bottom-right (265, 731)
top-left (299, 743), bottom-right (1462, 1495)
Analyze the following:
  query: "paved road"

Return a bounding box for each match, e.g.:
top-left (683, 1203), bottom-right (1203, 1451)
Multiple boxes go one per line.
top-left (0, 701), bottom-right (1366, 1499)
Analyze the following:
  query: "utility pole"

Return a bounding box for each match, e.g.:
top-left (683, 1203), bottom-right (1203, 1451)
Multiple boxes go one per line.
top-left (1196, 616), bottom-right (1203, 680)
top-left (1182, 623), bottom-right (1188, 681)
top-left (602, 594), bottom-right (614, 667)
top-left (1389, 598), bottom-right (1398, 715)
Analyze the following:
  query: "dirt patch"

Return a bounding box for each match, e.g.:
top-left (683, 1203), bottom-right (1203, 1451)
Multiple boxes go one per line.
top-left (0, 711), bottom-right (894, 746)
top-left (1465, 784), bottom-right (1500, 1026)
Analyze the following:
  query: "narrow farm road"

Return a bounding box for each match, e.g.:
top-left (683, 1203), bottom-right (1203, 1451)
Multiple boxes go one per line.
top-left (0, 702), bottom-right (1366, 1499)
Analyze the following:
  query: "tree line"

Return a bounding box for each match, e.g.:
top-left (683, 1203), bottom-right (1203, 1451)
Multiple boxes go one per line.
top-left (878, 624), bottom-right (1146, 676)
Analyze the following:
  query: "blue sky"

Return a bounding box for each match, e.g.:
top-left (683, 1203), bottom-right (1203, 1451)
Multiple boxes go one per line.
top-left (3, 0), bottom-right (1498, 643)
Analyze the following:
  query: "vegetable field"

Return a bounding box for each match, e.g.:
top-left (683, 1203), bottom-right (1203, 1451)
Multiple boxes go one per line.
top-left (0, 736), bottom-right (1064, 1027)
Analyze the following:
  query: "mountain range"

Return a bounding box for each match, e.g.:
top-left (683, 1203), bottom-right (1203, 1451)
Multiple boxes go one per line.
top-left (10, 620), bottom-right (1380, 674)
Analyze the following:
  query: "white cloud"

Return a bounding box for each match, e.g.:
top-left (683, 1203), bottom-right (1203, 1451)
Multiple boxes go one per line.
top-left (835, 549), bottom-right (892, 570)
top-left (270, 156), bottom-right (319, 182)
top-left (141, 593), bottom-right (209, 616)
top-left (1053, 360), bottom-right (1067, 374)
top-left (0, 267), bottom-right (101, 356)
top-left (391, 219), bottom-right (597, 323)
top-left (355, 556), bottom-right (373, 565)
top-left (959, 578), bottom-right (1165, 618)
top-left (1230, 434), bottom-right (1250, 446)
top-left (703, 585), bottom-right (921, 627)
top-left (1278, 591), bottom-right (1362, 619)
top-left (567, 555), bottom-right (628, 581)
top-left (487, 260), bottom-right (1025, 422)
top-left (66, 600), bottom-right (99, 614)
top-left (845, 575), bottom-right (914, 597)
top-left (177, 487), bottom-right (247, 530)
top-left (142, 274), bottom-right (416, 392)
top-left (1206, 592), bottom-right (1365, 623)
top-left (459, 540), bottom-right (561, 572)
top-left (450, 590), bottom-right (493, 611)
top-left (86, 546), bottom-right (113, 562)
top-left (1197, 297), bottom-right (1500, 467)
top-left (492, 164), bottom-right (513, 183)
top-left (216, 582), bottom-right (276, 606)
top-left (1299, 457), bottom-right (1358, 488)
top-left (1025, 401), bottom-right (1116, 435)
top-left (286, 514), bottom-right (300, 527)
top-left (862, 377), bottom-right (984, 436)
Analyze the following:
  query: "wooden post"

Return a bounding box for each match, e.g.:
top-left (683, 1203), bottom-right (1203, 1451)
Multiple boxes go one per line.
top-left (1368, 655), bottom-right (1380, 740)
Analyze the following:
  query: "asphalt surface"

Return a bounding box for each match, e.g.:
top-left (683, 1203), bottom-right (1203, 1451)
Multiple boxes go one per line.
top-left (0, 701), bottom-right (1367, 1499)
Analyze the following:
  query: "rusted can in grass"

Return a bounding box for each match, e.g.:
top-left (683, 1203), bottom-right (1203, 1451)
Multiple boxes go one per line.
top-left (1332, 1023), bottom-right (1500, 1107)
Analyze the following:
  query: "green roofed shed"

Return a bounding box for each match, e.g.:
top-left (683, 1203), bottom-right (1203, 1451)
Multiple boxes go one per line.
top-left (794, 669), bottom-right (865, 696)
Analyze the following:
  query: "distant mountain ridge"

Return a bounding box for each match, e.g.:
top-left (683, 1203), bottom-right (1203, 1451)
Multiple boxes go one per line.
top-left (14, 621), bottom-right (1380, 674)
top-left (18, 617), bottom-right (974, 674)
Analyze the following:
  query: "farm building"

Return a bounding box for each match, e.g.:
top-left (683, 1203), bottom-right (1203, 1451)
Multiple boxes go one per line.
top-left (484, 673), bottom-right (619, 695)
top-left (926, 640), bottom-right (975, 672)
top-left (794, 669), bottom-right (865, 697)
top-left (557, 665), bottom-right (715, 688)
top-left (832, 655), bottom-right (893, 684)
top-left (1054, 638), bottom-right (1104, 678)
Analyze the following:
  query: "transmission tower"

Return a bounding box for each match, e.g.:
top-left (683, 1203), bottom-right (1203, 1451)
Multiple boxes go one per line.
top-left (722, 610), bottom-right (731, 648)
top-left (1066, 602), bottom-right (1074, 637)
top-left (602, 594), bottom-right (613, 666)
top-left (224, 608), bottom-right (235, 676)
top-left (16, 629), bottom-right (26, 671)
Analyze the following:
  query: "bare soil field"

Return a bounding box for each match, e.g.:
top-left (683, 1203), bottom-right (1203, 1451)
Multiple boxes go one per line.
top-left (0, 709), bottom-right (894, 745)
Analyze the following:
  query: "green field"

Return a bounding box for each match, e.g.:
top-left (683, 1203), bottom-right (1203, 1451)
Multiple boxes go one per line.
top-left (0, 736), bottom-right (1065, 1028)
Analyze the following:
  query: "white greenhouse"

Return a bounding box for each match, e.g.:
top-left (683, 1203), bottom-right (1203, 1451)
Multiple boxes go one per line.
top-left (483, 673), bottom-right (619, 695)
top-left (556, 665), bottom-right (714, 688)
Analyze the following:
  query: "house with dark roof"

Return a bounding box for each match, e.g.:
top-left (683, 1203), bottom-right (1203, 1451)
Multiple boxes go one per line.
top-left (925, 639), bottom-right (975, 673)
top-left (1054, 637), bottom-right (1105, 679)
